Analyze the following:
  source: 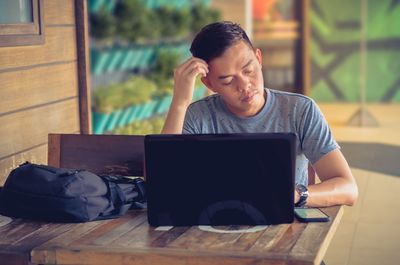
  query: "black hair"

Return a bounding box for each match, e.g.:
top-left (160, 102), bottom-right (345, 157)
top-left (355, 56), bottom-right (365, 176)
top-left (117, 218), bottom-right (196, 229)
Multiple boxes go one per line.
top-left (190, 21), bottom-right (253, 62)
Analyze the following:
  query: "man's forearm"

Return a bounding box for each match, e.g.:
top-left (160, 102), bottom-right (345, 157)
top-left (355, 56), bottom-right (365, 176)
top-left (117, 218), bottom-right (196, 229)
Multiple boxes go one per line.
top-left (306, 176), bottom-right (358, 207)
top-left (161, 101), bottom-right (189, 134)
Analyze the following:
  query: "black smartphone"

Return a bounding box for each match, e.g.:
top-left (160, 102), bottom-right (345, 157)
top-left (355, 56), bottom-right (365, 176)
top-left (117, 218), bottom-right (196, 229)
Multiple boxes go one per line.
top-left (294, 208), bottom-right (330, 222)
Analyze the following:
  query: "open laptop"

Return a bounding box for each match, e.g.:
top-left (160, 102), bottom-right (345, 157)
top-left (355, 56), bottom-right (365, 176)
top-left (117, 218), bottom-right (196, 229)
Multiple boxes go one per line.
top-left (144, 133), bottom-right (296, 226)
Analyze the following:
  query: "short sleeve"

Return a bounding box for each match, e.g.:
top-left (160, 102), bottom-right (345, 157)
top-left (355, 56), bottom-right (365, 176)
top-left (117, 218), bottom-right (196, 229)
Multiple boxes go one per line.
top-left (182, 106), bottom-right (198, 134)
top-left (299, 99), bottom-right (339, 164)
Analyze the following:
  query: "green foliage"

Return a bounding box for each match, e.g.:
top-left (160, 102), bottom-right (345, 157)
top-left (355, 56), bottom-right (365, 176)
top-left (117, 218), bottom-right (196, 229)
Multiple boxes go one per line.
top-left (93, 76), bottom-right (157, 113)
top-left (114, 0), bottom-right (159, 42)
top-left (90, 7), bottom-right (116, 40)
top-left (190, 3), bottom-right (221, 33)
top-left (92, 83), bottom-right (123, 113)
top-left (90, 1), bottom-right (221, 42)
top-left (115, 116), bottom-right (166, 135)
top-left (154, 7), bottom-right (192, 39)
top-left (123, 76), bottom-right (157, 105)
top-left (149, 49), bottom-right (182, 97)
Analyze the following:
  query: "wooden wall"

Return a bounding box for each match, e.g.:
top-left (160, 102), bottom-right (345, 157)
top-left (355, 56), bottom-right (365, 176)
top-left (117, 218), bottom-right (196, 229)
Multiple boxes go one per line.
top-left (210, 0), bottom-right (249, 31)
top-left (0, 0), bottom-right (90, 185)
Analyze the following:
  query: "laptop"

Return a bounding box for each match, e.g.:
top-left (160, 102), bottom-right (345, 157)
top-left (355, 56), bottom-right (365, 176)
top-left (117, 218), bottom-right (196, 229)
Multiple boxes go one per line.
top-left (144, 133), bottom-right (296, 226)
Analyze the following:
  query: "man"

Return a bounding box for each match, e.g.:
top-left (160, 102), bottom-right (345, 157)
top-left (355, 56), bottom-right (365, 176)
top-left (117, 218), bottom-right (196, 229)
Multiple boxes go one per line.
top-left (162, 21), bottom-right (358, 208)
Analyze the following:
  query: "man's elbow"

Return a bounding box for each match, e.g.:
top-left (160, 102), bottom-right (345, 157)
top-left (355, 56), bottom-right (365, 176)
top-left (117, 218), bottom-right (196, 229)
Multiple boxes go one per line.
top-left (344, 180), bottom-right (359, 206)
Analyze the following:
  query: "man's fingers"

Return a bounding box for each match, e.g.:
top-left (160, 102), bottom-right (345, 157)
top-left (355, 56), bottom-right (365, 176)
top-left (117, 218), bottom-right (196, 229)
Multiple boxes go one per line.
top-left (190, 65), bottom-right (208, 78)
top-left (176, 57), bottom-right (208, 76)
top-left (183, 60), bottom-right (208, 75)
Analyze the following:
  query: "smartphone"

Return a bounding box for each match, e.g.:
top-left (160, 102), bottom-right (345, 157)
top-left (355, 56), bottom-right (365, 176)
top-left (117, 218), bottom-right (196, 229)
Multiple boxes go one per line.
top-left (294, 208), bottom-right (330, 222)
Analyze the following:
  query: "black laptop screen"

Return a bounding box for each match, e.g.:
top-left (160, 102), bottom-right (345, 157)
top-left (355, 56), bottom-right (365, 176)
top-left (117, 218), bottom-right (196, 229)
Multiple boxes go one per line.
top-left (145, 133), bottom-right (296, 226)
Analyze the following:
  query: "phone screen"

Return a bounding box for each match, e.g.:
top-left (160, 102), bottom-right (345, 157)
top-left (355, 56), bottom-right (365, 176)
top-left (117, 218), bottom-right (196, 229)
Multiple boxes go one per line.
top-left (294, 208), bottom-right (329, 222)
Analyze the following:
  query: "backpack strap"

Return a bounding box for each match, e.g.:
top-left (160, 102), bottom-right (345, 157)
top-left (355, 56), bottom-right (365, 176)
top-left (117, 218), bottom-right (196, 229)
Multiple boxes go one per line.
top-left (97, 176), bottom-right (134, 220)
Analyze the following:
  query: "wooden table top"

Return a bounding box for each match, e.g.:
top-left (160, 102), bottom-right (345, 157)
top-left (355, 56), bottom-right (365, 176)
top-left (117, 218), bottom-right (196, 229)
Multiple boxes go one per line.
top-left (0, 206), bottom-right (343, 265)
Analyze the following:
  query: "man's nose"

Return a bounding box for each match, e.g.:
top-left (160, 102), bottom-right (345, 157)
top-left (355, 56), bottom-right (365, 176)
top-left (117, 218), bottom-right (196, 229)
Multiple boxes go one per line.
top-left (237, 75), bottom-right (250, 92)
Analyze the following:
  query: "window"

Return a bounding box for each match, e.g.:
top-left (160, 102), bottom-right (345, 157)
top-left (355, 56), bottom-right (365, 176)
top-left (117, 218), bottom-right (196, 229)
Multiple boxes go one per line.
top-left (0, 0), bottom-right (44, 47)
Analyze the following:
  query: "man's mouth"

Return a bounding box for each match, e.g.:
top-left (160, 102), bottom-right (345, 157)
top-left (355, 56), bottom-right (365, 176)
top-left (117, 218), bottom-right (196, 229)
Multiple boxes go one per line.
top-left (241, 91), bottom-right (257, 103)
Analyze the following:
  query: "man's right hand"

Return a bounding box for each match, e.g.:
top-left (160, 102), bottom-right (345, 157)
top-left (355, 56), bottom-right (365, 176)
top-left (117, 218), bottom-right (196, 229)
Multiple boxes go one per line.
top-left (161, 57), bottom-right (208, 134)
top-left (172, 57), bottom-right (209, 108)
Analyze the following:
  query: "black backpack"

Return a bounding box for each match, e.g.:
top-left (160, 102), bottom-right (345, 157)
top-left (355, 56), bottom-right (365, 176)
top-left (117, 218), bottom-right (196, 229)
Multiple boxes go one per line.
top-left (0, 162), bottom-right (146, 222)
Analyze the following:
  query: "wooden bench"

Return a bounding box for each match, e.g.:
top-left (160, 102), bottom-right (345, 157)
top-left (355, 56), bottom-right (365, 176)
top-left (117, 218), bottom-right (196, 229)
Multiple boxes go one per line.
top-left (0, 133), bottom-right (342, 265)
top-left (48, 133), bottom-right (145, 176)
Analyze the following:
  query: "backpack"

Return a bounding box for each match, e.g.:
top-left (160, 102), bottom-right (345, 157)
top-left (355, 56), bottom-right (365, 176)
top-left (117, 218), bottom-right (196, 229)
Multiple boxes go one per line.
top-left (0, 162), bottom-right (146, 222)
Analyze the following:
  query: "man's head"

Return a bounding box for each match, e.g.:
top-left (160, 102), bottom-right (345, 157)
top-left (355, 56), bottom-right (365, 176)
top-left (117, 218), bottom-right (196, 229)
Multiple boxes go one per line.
top-left (190, 21), bottom-right (253, 63)
top-left (190, 21), bottom-right (266, 118)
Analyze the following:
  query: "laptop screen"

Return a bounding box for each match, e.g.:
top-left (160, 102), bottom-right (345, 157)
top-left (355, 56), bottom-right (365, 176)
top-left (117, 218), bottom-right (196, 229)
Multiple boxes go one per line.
top-left (144, 133), bottom-right (296, 226)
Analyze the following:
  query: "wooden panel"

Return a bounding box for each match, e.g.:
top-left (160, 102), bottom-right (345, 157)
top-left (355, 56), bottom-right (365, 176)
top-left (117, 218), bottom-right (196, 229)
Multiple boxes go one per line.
top-left (302, 0), bottom-right (311, 96)
top-left (0, 220), bottom-right (73, 265)
top-left (0, 207), bottom-right (343, 265)
top-left (211, 0), bottom-right (246, 26)
top-left (0, 27), bottom-right (77, 70)
top-left (48, 134), bottom-right (145, 176)
top-left (75, 0), bottom-right (92, 134)
top-left (44, 0), bottom-right (75, 25)
top-left (28, 207), bottom-right (343, 265)
top-left (0, 99), bottom-right (80, 160)
top-left (47, 134), bottom-right (60, 168)
top-left (0, 63), bottom-right (78, 114)
top-left (0, 144), bottom-right (47, 185)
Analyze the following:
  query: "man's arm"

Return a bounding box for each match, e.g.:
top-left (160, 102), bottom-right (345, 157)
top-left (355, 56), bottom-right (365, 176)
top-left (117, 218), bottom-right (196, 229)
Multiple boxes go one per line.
top-left (161, 57), bottom-right (208, 134)
top-left (296, 149), bottom-right (358, 207)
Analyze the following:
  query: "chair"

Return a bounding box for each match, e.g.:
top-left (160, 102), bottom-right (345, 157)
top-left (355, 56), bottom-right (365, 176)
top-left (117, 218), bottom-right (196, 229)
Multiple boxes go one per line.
top-left (48, 134), bottom-right (145, 176)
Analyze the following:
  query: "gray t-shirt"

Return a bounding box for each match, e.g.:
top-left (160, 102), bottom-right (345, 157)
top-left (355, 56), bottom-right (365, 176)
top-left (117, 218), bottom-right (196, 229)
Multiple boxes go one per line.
top-left (183, 88), bottom-right (339, 185)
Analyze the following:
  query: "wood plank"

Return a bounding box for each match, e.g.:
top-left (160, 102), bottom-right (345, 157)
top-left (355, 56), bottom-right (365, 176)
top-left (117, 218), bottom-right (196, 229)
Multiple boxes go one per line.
top-left (44, 0), bottom-right (75, 25)
top-left (30, 221), bottom-right (105, 264)
top-left (3, 223), bottom-right (74, 253)
top-left (210, 0), bottom-right (246, 26)
top-left (302, 0), bottom-right (311, 96)
top-left (122, 222), bottom-right (164, 248)
top-left (217, 226), bottom-right (266, 251)
top-left (150, 226), bottom-right (191, 248)
top-left (34, 246), bottom-right (288, 265)
top-left (75, 0), bottom-right (92, 134)
top-left (0, 220), bottom-right (43, 245)
top-left (47, 134), bottom-right (60, 167)
top-left (0, 220), bottom-right (73, 265)
top-left (0, 62), bottom-right (78, 114)
top-left (90, 211), bottom-right (146, 246)
top-left (289, 206), bottom-right (343, 264)
top-left (268, 222), bottom-right (307, 254)
top-left (190, 226), bottom-right (245, 251)
top-left (68, 217), bottom-right (133, 247)
top-left (0, 144), bottom-right (47, 185)
top-left (0, 99), bottom-right (80, 160)
top-left (33, 221), bottom-right (105, 248)
top-left (0, 27), bottom-right (77, 70)
top-left (52, 134), bottom-right (145, 176)
top-left (29, 207), bottom-right (343, 265)
top-left (249, 224), bottom-right (290, 252)
top-left (168, 226), bottom-right (224, 250)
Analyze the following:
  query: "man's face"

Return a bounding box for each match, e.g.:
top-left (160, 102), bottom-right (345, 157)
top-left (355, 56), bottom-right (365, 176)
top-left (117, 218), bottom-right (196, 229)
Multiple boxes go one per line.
top-left (201, 40), bottom-right (265, 117)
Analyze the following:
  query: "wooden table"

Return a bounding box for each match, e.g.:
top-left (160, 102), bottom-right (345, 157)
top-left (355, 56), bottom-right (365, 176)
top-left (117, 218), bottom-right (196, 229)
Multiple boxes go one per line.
top-left (0, 206), bottom-right (343, 265)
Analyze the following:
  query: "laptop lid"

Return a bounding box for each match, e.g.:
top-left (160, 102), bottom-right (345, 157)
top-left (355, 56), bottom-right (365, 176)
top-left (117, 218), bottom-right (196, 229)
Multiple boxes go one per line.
top-left (144, 133), bottom-right (296, 226)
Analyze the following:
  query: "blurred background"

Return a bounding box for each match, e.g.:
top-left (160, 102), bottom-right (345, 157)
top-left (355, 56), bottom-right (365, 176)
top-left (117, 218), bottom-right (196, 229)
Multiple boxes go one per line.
top-left (87, 1), bottom-right (400, 264)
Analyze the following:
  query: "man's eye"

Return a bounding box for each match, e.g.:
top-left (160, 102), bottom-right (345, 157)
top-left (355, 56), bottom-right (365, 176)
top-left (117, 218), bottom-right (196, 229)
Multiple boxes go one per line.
top-left (222, 79), bottom-right (233, 86)
top-left (244, 68), bottom-right (254, 75)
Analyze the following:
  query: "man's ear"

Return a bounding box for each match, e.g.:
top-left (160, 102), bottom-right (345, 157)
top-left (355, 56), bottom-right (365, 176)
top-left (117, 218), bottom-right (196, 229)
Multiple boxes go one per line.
top-left (255, 48), bottom-right (263, 67)
top-left (201, 76), bottom-right (216, 93)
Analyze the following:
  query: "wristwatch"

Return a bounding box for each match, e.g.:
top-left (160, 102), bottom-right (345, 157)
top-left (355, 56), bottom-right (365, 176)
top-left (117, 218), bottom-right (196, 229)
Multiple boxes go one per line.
top-left (295, 184), bottom-right (309, 207)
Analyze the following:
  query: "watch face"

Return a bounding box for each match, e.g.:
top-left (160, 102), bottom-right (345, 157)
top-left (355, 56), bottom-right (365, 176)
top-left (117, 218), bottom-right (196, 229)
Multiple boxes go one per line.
top-left (296, 184), bottom-right (308, 193)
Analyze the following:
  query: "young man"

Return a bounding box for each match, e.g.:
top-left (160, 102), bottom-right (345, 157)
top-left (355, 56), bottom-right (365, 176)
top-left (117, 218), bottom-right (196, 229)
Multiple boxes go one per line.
top-left (162, 21), bottom-right (358, 208)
